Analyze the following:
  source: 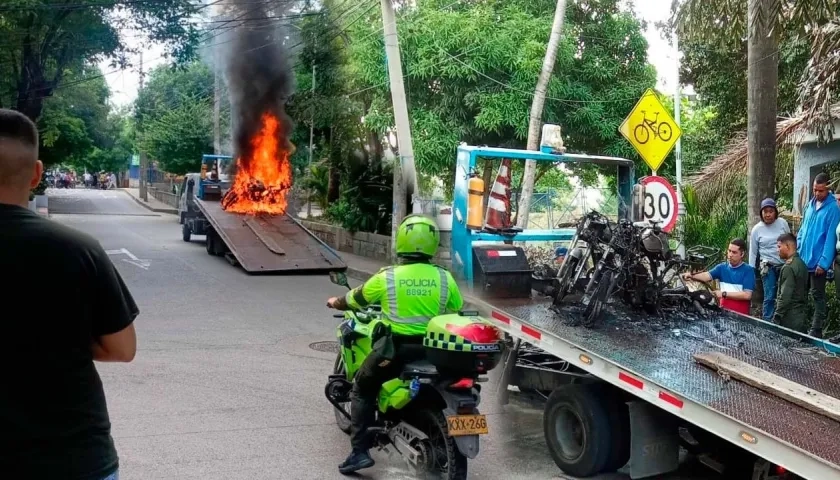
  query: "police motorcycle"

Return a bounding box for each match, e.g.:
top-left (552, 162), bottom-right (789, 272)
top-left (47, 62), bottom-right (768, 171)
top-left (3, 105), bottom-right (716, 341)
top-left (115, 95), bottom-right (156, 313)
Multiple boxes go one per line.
top-left (325, 271), bottom-right (505, 479)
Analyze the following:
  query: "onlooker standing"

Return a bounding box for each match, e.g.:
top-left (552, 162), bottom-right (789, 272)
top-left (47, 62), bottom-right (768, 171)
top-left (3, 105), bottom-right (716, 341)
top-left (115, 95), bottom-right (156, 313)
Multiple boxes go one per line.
top-left (774, 233), bottom-right (809, 333)
top-left (0, 109), bottom-right (139, 479)
top-left (682, 238), bottom-right (755, 315)
top-left (749, 198), bottom-right (790, 320)
top-left (796, 173), bottom-right (840, 338)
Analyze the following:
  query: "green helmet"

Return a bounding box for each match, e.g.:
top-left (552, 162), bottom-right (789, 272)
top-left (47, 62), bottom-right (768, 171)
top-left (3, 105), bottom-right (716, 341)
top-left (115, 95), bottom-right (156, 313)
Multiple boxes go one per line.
top-left (396, 214), bottom-right (440, 259)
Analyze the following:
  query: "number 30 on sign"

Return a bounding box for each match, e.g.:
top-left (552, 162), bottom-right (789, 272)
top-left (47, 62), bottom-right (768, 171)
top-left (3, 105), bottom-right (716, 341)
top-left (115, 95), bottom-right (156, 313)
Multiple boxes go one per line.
top-left (640, 176), bottom-right (678, 233)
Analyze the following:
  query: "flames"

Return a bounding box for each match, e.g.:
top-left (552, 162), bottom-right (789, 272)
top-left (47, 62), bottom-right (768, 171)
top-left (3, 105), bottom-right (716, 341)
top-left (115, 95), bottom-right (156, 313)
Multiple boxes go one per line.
top-left (221, 112), bottom-right (292, 215)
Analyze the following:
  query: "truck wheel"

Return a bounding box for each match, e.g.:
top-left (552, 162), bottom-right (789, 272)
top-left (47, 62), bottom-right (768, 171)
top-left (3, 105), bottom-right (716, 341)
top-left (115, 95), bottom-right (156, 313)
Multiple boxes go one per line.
top-left (595, 385), bottom-right (630, 472)
top-left (205, 232), bottom-right (214, 254)
top-left (543, 384), bottom-right (612, 477)
top-left (182, 223), bottom-right (191, 242)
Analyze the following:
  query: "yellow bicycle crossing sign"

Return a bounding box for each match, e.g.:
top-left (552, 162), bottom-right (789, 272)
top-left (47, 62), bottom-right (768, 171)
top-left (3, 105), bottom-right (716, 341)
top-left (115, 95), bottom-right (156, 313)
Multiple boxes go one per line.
top-left (618, 88), bottom-right (682, 173)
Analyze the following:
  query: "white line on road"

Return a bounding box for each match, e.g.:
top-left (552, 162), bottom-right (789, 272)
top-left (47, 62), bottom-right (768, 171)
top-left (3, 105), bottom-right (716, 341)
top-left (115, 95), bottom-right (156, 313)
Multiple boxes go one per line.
top-left (105, 248), bottom-right (151, 270)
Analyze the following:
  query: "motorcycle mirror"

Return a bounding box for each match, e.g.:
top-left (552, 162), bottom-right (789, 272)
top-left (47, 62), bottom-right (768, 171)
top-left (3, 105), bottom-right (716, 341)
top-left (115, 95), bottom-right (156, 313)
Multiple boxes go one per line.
top-left (329, 271), bottom-right (351, 289)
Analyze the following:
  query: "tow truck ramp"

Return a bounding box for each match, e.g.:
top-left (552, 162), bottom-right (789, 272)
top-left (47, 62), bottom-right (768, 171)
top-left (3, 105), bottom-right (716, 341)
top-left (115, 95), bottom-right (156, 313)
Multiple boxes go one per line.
top-left (466, 295), bottom-right (840, 480)
top-left (195, 198), bottom-right (346, 274)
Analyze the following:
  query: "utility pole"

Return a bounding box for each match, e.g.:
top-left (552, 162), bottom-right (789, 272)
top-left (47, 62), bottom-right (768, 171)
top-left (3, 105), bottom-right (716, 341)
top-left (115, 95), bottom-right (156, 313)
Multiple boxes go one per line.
top-left (213, 44), bottom-right (221, 155)
top-left (380, 0), bottom-right (417, 259)
top-left (306, 63), bottom-right (315, 218)
top-left (674, 35), bottom-right (685, 259)
top-left (138, 52), bottom-right (148, 202)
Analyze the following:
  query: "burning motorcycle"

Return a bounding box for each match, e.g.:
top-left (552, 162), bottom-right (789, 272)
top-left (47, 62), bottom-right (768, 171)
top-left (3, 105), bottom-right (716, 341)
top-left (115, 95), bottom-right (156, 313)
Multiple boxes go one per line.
top-left (550, 211), bottom-right (719, 327)
top-left (324, 271), bottom-right (505, 479)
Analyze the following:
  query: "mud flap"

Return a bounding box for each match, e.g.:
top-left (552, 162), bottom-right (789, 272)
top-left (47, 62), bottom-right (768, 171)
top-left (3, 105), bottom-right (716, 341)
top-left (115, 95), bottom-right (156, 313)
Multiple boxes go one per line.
top-left (628, 400), bottom-right (679, 478)
top-left (440, 388), bottom-right (481, 459)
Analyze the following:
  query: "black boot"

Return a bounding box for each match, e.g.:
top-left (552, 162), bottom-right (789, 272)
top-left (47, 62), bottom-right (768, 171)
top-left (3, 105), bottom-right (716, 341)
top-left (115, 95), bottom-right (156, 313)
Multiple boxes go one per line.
top-left (809, 328), bottom-right (823, 339)
top-left (338, 450), bottom-right (375, 474)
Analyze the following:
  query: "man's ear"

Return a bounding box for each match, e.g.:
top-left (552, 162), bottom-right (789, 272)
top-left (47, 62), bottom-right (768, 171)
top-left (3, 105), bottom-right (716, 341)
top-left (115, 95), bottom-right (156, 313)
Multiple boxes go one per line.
top-left (28, 160), bottom-right (43, 188)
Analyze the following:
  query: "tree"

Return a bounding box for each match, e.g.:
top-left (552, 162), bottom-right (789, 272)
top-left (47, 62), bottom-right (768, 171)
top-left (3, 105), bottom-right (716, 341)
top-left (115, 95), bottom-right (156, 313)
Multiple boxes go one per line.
top-left (518, 0), bottom-right (567, 229)
top-left (0, 0), bottom-right (202, 122)
top-left (677, 0), bottom-right (839, 227)
top-left (347, 0), bottom-right (655, 200)
top-left (135, 62), bottom-right (216, 174)
top-left (38, 64), bottom-right (112, 167)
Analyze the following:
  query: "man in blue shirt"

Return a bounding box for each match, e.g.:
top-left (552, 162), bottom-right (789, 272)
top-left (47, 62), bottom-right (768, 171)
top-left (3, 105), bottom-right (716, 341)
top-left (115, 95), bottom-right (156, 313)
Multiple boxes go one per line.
top-left (796, 173), bottom-right (840, 338)
top-left (682, 238), bottom-right (755, 315)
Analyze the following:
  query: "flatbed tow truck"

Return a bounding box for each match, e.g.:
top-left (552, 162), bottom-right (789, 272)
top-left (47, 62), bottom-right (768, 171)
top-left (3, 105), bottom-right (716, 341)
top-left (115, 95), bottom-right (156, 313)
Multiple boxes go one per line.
top-left (450, 140), bottom-right (840, 479)
top-left (179, 154), bottom-right (346, 274)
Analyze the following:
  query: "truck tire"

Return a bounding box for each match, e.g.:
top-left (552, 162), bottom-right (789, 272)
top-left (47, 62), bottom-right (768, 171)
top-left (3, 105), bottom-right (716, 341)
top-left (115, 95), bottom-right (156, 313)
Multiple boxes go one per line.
top-left (182, 223), bottom-right (191, 242)
top-left (206, 231), bottom-right (215, 255)
top-left (543, 384), bottom-right (612, 477)
top-left (595, 384), bottom-right (630, 472)
top-left (206, 229), bottom-right (227, 256)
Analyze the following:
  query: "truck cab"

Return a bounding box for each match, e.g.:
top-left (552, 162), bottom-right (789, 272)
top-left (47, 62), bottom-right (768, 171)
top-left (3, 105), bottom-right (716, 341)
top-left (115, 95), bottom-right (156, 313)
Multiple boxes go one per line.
top-left (178, 154), bottom-right (233, 242)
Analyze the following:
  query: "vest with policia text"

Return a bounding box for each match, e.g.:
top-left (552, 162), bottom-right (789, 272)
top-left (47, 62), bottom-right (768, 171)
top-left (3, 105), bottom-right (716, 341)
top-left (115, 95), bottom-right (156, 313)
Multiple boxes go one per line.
top-left (345, 263), bottom-right (464, 336)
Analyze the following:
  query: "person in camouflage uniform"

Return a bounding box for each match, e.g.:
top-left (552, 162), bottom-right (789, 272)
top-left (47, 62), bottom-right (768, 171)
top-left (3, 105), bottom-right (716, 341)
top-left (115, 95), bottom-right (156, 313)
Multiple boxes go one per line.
top-left (774, 233), bottom-right (809, 333)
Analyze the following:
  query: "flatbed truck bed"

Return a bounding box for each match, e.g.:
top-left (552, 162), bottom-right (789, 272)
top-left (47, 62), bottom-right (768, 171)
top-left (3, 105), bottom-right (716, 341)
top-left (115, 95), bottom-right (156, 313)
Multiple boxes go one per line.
top-left (466, 294), bottom-right (840, 479)
top-left (194, 198), bottom-right (346, 274)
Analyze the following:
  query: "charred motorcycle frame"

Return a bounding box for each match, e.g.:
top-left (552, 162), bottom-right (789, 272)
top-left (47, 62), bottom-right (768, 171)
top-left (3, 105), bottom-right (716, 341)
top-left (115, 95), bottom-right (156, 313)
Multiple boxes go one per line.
top-left (550, 211), bottom-right (719, 327)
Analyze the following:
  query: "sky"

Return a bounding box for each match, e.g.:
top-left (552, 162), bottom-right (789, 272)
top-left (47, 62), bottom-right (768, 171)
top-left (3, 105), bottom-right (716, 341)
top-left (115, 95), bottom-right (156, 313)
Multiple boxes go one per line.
top-left (103, 1), bottom-right (682, 108)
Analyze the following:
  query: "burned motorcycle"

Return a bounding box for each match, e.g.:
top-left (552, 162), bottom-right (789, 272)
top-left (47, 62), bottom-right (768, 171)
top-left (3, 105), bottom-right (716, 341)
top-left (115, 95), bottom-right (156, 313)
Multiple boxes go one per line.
top-left (550, 211), bottom-right (719, 327)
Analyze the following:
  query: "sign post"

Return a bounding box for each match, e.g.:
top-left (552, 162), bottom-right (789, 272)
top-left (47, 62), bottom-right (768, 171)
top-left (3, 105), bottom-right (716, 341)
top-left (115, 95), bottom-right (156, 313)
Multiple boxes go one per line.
top-left (618, 88), bottom-right (682, 176)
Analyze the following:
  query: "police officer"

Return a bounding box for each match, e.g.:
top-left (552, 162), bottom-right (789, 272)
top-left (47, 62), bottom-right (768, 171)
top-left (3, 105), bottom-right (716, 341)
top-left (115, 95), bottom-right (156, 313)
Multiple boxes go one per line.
top-left (326, 214), bottom-right (464, 474)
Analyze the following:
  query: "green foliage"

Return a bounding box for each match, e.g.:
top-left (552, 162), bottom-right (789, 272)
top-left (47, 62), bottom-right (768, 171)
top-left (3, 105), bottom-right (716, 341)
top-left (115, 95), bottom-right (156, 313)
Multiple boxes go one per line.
top-left (136, 62), bottom-right (216, 174)
top-left (342, 0), bottom-right (656, 194)
top-left (682, 183), bottom-right (747, 256)
top-left (325, 160), bottom-right (393, 235)
top-left (301, 162), bottom-right (330, 210)
top-left (679, 34), bottom-right (810, 142)
top-left (38, 66), bottom-right (111, 167)
top-left (0, 0), bottom-right (201, 121)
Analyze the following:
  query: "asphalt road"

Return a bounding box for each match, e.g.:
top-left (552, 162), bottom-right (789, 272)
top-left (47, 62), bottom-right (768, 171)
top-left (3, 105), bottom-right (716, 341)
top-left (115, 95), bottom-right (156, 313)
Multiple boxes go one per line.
top-left (46, 188), bottom-right (712, 480)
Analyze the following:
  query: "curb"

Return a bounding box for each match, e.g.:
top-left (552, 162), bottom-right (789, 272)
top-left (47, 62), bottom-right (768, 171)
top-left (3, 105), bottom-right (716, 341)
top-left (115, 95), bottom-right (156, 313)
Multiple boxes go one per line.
top-left (346, 265), bottom-right (376, 281)
top-left (120, 189), bottom-right (178, 215)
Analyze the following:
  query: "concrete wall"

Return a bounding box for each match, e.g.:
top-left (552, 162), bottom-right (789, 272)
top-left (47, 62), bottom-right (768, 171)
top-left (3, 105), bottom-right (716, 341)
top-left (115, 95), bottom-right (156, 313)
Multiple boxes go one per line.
top-left (298, 219), bottom-right (452, 267)
top-left (793, 141), bottom-right (840, 214)
top-left (148, 186), bottom-right (179, 208)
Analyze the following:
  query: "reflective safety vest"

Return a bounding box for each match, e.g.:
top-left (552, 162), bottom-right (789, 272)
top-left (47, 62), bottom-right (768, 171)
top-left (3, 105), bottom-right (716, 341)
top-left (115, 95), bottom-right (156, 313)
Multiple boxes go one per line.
top-left (345, 262), bottom-right (464, 336)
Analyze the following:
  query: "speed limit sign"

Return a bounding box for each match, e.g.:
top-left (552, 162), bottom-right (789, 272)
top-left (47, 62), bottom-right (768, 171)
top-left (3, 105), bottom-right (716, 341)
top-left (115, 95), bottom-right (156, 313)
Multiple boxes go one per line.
top-left (640, 176), bottom-right (678, 232)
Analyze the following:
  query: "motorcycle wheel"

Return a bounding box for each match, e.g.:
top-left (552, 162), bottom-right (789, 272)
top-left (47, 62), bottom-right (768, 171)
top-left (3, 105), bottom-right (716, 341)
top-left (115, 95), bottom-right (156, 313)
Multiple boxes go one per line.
top-left (333, 353), bottom-right (352, 434)
top-left (414, 409), bottom-right (468, 479)
top-left (583, 271), bottom-right (613, 328)
top-left (553, 256), bottom-right (580, 304)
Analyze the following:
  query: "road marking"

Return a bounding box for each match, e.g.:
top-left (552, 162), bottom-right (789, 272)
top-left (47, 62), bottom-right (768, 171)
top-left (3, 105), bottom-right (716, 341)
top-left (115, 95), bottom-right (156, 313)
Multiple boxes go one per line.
top-left (105, 248), bottom-right (151, 270)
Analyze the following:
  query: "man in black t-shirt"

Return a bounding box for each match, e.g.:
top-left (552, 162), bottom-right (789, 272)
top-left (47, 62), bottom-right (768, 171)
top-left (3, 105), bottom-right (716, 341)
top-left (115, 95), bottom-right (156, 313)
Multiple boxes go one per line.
top-left (0, 108), bottom-right (139, 480)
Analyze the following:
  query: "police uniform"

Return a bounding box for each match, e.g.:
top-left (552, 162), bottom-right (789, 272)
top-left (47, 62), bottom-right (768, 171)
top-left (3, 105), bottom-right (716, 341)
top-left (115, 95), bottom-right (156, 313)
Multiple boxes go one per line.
top-left (337, 260), bottom-right (463, 453)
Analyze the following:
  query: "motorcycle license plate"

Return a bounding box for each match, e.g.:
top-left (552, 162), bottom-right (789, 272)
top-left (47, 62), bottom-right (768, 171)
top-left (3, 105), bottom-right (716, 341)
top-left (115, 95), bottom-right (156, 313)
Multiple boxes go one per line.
top-left (446, 414), bottom-right (489, 436)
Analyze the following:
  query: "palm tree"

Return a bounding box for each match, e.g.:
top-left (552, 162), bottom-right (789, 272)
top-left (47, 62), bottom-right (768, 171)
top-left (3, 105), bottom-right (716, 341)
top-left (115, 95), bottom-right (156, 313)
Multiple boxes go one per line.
top-left (301, 161), bottom-right (331, 212)
top-left (677, 0), bottom-right (838, 228)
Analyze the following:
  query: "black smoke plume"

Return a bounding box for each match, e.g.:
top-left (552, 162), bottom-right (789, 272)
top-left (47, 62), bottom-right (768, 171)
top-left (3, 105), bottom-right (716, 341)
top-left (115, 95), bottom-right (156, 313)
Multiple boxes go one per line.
top-left (223, 1), bottom-right (296, 175)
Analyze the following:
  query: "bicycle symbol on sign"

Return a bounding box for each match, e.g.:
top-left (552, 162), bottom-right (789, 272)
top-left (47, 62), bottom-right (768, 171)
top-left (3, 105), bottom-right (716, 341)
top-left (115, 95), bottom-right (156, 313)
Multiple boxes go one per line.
top-left (632, 110), bottom-right (673, 145)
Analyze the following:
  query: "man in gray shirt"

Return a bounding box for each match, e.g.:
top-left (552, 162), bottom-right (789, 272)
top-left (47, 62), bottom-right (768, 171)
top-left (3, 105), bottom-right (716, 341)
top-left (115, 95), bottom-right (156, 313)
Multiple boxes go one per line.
top-left (749, 198), bottom-right (790, 320)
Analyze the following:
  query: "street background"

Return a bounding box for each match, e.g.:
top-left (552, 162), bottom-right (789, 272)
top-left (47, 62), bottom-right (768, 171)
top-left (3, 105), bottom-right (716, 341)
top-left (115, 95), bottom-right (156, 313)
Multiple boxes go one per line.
top-left (47, 188), bottom-right (710, 480)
